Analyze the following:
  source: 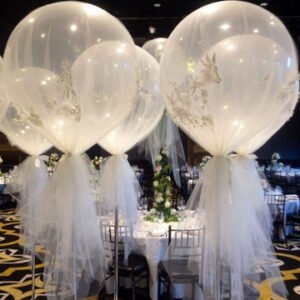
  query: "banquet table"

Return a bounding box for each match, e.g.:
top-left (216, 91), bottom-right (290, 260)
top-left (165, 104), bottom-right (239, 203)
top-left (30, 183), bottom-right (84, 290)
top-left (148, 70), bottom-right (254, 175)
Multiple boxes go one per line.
top-left (101, 210), bottom-right (205, 300)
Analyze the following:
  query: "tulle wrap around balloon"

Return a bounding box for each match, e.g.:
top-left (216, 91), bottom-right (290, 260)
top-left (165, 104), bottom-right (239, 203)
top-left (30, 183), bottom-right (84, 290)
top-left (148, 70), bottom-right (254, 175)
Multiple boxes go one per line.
top-left (160, 1), bottom-right (298, 299)
top-left (98, 46), bottom-right (164, 227)
top-left (3, 1), bottom-right (138, 297)
top-left (37, 155), bottom-right (106, 297)
top-left (0, 92), bottom-right (52, 256)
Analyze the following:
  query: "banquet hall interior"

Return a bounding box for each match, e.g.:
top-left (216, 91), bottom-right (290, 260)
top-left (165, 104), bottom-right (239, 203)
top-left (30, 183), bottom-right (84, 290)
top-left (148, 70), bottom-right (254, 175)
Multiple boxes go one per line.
top-left (0, 0), bottom-right (300, 299)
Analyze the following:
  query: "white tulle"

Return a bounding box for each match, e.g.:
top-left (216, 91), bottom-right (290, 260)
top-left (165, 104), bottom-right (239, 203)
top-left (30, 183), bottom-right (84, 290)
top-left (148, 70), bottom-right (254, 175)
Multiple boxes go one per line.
top-left (98, 155), bottom-right (139, 225)
top-left (5, 156), bottom-right (49, 250)
top-left (0, 101), bottom-right (52, 255)
top-left (160, 1), bottom-right (298, 299)
top-left (36, 155), bottom-right (105, 298)
top-left (97, 46), bottom-right (164, 246)
top-left (141, 38), bottom-right (186, 187)
top-left (138, 113), bottom-right (186, 186)
top-left (98, 155), bottom-right (140, 259)
top-left (187, 157), bottom-right (286, 299)
top-left (3, 3), bottom-right (140, 298)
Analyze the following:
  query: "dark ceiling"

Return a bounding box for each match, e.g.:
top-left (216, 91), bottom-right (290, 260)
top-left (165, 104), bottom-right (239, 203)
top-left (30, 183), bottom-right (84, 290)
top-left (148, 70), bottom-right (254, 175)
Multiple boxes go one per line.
top-left (0, 0), bottom-right (300, 54)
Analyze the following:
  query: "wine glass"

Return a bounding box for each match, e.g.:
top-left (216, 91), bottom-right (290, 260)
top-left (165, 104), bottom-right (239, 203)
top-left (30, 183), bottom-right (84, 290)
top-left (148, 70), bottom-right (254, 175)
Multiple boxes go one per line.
top-left (138, 196), bottom-right (144, 212)
top-left (142, 197), bottom-right (148, 215)
top-left (158, 211), bottom-right (165, 224)
top-left (177, 197), bottom-right (186, 213)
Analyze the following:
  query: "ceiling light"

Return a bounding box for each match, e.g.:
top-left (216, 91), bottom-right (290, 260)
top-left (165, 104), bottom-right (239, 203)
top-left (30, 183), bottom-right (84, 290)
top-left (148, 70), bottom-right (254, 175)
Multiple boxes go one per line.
top-left (153, 3), bottom-right (161, 8)
top-left (260, 2), bottom-right (268, 7)
top-left (149, 25), bottom-right (156, 34)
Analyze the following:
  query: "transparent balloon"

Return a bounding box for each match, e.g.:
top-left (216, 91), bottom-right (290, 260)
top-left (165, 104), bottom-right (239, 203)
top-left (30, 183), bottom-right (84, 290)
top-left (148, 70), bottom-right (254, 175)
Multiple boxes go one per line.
top-left (98, 45), bottom-right (164, 222)
top-left (3, 2), bottom-right (138, 298)
top-left (99, 46), bottom-right (164, 155)
top-left (0, 102), bottom-right (51, 269)
top-left (141, 38), bottom-right (186, 186)
top-left (0, 104), bottom-right (51, 155)
top-left (160, 1), bottom-right (298, 299)
top-left (4, 1), bottom-right (138, 154)
top-left (142, 37), bottom-right (168, 62)
top-left (0, 57), bottom-right (9, 121)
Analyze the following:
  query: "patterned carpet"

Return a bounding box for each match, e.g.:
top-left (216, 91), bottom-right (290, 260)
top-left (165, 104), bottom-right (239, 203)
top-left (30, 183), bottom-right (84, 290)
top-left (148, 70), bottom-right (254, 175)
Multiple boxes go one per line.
top-left (1, 209), bottom-right (300, 299)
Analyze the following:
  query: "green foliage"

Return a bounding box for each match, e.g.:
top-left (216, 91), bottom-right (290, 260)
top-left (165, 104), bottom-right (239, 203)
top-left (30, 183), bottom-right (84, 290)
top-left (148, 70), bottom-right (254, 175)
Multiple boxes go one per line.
top-left (145, 147), bottom-right (179, 223)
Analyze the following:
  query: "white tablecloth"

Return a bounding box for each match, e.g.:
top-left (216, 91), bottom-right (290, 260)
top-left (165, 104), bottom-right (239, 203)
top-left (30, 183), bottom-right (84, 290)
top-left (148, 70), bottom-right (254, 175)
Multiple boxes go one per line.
top-left (101, 210), bottom-right (204, 300)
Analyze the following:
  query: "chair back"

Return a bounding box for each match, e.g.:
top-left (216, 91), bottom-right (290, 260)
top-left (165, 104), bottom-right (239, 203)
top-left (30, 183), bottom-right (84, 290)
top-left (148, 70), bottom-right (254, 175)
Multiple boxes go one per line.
top-left (168, 226), bottom-right (205, 264)
top-left (100, 222), bottom-right (133, 263)
top-left (265, 194), bottom-right (286, 222)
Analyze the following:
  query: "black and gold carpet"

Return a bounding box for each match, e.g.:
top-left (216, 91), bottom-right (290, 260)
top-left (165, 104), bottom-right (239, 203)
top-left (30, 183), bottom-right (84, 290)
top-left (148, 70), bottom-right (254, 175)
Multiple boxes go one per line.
top-left (1, 209), bottom-right (300, 299)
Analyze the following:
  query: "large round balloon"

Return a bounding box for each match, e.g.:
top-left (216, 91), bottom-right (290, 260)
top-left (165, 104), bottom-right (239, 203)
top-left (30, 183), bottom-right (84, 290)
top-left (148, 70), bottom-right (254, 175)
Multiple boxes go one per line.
top-left (0, 104), bottom-right (51, 155)
top-left (160, 1), bottom-right (298, 299)
top-left (142, 37), bottom-right (168, 62)
top-left (0, 57), bottom-right (9, 121)
top-left (4, 1), bottom-right (138, 154)
top-left (99, 46), bottom-right (164, 154)
top-left (160, 1), bottom-right (298, 156)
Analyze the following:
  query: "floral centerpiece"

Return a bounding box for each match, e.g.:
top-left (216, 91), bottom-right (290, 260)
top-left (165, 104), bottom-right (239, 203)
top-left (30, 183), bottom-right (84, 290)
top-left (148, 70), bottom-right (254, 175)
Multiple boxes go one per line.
top-left (145, 147), bottom-right (179, 222)
top-left (199, 155), bottom-right (211, 170)
top-left (46, 153), bottom-right (60, 175)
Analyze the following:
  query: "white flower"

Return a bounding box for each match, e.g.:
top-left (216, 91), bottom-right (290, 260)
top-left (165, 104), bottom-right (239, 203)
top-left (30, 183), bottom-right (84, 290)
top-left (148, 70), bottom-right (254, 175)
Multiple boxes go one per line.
top-left (171, 208), bottom-right (176, 214)
top-left (0, 156), bottom-right (3, 164)
top-left (162, 148), bottom-right (168, 155)
top-left (153, 180), bottom-right (159, 187)
top-left (155, 196), bottom-right (164, 203)
top-left (164, 201), bottom-right (171, 208)
top-left (150, 208), bottom-right (156, 213)
top-left (156, 154), bottom-right (162, 162)
top-left (167, 176), bottom-right (171, 181)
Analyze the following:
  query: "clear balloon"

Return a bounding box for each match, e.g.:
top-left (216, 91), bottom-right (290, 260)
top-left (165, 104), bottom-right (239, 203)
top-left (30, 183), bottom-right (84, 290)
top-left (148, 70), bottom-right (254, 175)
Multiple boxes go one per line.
top-left (142, 39), bottom-right (186, 186)
top-left (98, 45), bottom-right (164, 229)
top-left (99, 46), bottom-right (164, 154)
top-left (142, 37), bottom-right (168, 62)
top-left (3, 2), bottom-right (138, 297)
top-left (160, 1), bottom-right (298, 299)
top-left (161, 1), bottom-right (298, 155)
top-left (0, 57), bottom-right (9, 121)
top-left (4, 1), bottom-right (138, 154)
top-left (0, 104), bottom-right (51, 155)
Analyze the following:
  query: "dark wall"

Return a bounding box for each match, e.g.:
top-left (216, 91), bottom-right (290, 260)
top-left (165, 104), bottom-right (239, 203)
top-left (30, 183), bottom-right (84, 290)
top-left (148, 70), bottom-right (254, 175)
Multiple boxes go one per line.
top-left (255, 102), bottom-right (300, 160)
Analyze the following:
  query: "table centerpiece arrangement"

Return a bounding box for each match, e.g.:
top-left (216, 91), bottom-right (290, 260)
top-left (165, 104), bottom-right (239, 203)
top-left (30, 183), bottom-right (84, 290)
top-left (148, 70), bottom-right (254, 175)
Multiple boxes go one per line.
top-left (145, 147), bottom-right (180, 223)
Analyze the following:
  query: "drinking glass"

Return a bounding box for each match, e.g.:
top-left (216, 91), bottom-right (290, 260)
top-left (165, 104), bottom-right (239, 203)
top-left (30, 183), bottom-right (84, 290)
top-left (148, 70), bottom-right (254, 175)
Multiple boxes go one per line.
top-left (158, 211), bottom-right (165, 224)
top-left (177, 197), bottom-right (186, 212)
